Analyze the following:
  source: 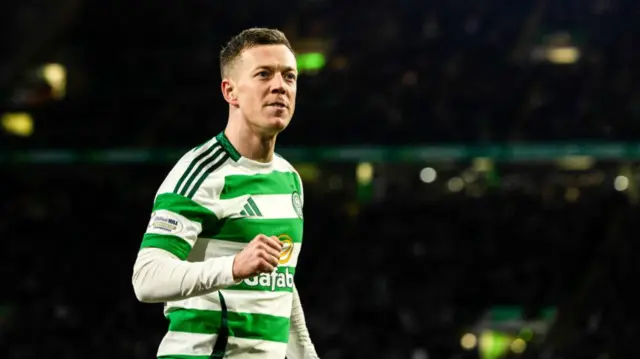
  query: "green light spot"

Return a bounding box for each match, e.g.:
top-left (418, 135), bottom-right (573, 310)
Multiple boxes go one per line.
top-left (297, 53), bottom-right (326, 71)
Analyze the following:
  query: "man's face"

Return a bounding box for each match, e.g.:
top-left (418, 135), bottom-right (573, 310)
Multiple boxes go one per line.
top-left (227, 44), bottom-right (298, 135)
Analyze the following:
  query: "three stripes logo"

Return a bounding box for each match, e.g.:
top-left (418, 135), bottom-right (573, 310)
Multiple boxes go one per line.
top-left (174, 142), bottom-right (229, 198)
top-left (240, 197), bottom-right (262, 217)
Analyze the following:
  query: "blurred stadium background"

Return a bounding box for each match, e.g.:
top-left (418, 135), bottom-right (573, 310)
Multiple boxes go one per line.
top-left (1, 0), bottom-right (639, 358)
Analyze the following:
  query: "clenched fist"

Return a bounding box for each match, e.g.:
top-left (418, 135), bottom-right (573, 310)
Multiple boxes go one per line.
top-left (232, 234), bottom-right (283, 280)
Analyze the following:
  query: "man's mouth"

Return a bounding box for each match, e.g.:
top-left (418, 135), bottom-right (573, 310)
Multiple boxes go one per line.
top-left (268, 102), bottom-right (287, 109)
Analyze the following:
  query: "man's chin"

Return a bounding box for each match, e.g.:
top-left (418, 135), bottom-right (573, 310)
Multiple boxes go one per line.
top-left (264, 116), bottom-right (290, 132)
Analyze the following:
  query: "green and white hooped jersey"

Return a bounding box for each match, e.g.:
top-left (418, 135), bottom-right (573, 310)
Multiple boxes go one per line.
top-left (140, 132), bottom-right (305, 359)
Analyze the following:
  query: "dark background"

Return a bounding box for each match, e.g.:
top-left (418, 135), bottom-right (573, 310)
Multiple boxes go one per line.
top-left (1, 0), bottom-right (639, 358)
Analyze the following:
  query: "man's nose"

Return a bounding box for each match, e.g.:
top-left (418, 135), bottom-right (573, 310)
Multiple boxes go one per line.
top-left (270, 74), bottom-right (286, 94)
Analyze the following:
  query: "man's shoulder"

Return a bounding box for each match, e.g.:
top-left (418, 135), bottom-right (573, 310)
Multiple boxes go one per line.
top-left (176, 136), bottom-right (236, 172)
top-left (273, 152), bottom-right (297, 174)
top-left (183, 136), bottom-right (221, 160)
top-left (157, 137), bottom-right (232, 198)
top-left (272, 152), bottom-right (303, 196)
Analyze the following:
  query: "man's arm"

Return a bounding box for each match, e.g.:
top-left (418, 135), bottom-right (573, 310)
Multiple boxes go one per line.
top-left (132, 233), bottom-right (283, 303)
top-left (287, 166), bottom-right (318, 358)
top-left (132, 247), bottom-right (237, 303)
top-left (131, 190), bottom-right (239, 303)
top-left (286, 284), bottom-right (319, 359)
top-left (131, 142), bottom-right (254, 303)
top-left (131, 193), bottom-right (283, 303)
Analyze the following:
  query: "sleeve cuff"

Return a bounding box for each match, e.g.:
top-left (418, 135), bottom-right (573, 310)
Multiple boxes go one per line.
top-left (204, 255), bottom-right (242, 287)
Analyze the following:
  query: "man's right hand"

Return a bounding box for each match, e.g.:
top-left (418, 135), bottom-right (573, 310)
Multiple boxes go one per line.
top-left (232, 234), bottom-right (283, 280)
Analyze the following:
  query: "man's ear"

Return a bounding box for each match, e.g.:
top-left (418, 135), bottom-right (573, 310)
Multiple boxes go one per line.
top-left (221, 78), bottom-right (239, 106)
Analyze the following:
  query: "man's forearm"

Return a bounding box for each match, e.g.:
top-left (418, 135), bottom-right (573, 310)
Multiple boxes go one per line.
top-left (131, 247), bottom-right (238, 303)
top-left (287, 285), bottom-right (319, 359)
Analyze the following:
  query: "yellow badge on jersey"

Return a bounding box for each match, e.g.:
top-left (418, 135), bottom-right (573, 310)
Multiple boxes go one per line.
top-left (278, 234), bottom-right (294, 264)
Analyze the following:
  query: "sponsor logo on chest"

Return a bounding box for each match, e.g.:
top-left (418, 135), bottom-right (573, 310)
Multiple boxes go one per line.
top-left (243, 267), bottom-right (294, 291)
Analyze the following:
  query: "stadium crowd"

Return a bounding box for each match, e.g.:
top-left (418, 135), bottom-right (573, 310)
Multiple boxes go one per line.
top-left (2, 0), bottom-right (640, 149)
top-left (0, 164), bottom-right (637, 358)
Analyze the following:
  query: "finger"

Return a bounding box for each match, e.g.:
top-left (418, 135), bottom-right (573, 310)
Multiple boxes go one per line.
top-left (270, 235), bottom-right (282, 245)
top-left (255, 234), bottom-right (270, 242)
top-left (263, 246), bottom-right (281, 261)
top-left (264, 236), bottom-right (283, 251)
top-left (260, 251), bottom-right (280, 267)
top-left (255, 241), bottom-right (280, 256)
top-left (258, 259), bottom-right (276, 273)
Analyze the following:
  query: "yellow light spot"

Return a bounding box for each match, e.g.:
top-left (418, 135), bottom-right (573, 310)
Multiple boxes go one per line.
top-left (356, 162), bottom-right (373, 184)
top-left (1, 112), bottom-right (34, 136)
top-left (41, 63), bottom-right (66, 99)
top-left (511, 338), bottom-right (526, 353)
top-left (460, 333), bottom-right (477, 350)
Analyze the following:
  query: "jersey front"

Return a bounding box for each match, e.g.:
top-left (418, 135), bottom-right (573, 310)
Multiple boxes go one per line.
top-left (140, 132), bottom-right (305, 359)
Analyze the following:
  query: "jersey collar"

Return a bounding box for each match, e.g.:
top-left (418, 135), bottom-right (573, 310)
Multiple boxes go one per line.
top-left (215, 132), bottom-right (242, 162)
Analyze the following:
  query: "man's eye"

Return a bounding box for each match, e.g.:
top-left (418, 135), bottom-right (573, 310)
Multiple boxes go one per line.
top-left (257, 71), bottom-right (269, 78)
top-left (285, 73), bottom-right (297, 81)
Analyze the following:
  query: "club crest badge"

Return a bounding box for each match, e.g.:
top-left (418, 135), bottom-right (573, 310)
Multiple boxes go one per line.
top-left (291, 191), bottom-right (303, 219)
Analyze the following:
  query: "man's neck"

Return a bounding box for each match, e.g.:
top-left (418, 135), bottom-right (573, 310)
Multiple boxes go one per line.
top-left (224, 120), bottom-right (277, 163)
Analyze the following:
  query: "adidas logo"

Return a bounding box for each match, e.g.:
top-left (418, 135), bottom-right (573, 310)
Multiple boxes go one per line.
top-left (240, 197), bottom-right (263, 217)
